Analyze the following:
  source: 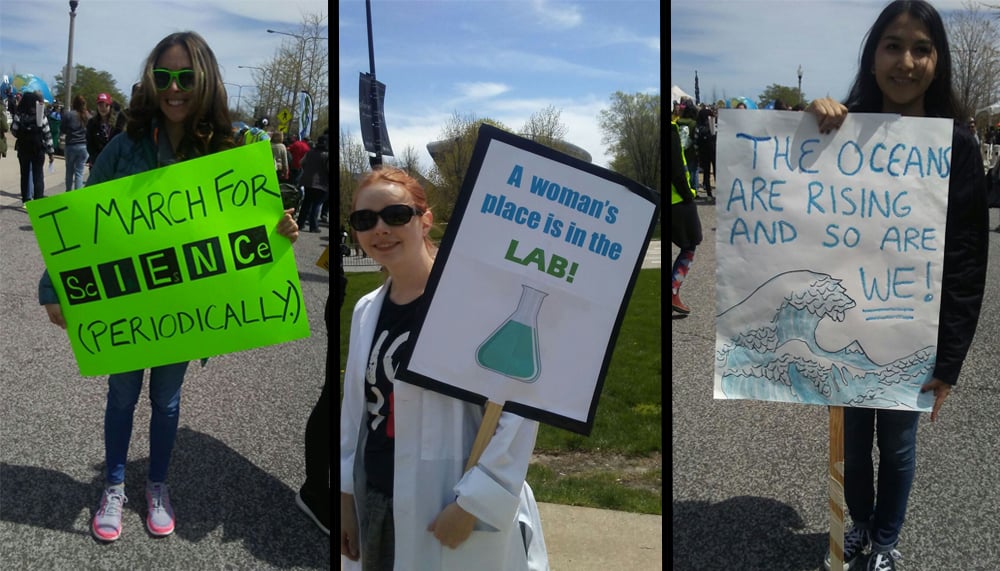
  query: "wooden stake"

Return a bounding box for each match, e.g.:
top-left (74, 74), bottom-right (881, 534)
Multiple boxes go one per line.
top-left (464, 401), bottom-right (505, 472)
top-left (829, 406), bottom-right (845, 569)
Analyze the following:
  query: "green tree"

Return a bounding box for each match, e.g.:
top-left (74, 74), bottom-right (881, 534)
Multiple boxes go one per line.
top-left (598, 91), bottom-right (660, 191)
top-left (756, 84), bottom-right (805, 109)
top-left (53, 64), bottom-right (127, 110)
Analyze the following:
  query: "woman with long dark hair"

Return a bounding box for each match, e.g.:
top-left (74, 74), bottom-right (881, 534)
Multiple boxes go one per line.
top-left (62, 94), bottom-right (90, 190)
top-left (86, 92), bottom-right (124, 169)
top-left (39, 31), bottom-right (299, 543)
top-left (808, 2), bottom-right (987, 570)
top-left (10, 91), bottom-right (55, 201)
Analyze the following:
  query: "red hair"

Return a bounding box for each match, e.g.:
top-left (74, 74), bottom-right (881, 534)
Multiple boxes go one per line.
top-left (354, 167), bottom-right (435, 253)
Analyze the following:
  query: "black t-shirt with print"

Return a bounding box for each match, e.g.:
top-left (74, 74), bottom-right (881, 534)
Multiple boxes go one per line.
top-left (364, 292), bottom-right (423, 497)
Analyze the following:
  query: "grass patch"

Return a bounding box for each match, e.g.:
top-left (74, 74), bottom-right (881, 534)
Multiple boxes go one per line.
top-left (339, 268), bottom-right (661, 513)
top-left (533, 268), bottom-right (661, 456)
top-left (526, 464), bottom-right (662, 515)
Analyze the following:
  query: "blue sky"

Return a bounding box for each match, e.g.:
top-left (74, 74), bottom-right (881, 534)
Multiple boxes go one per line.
top-left (339, 0), bottom-right (661, 170)
top-left (671, 0), bottom-right (982, 109)
top-left (0, 0), bottom-right (327, 112)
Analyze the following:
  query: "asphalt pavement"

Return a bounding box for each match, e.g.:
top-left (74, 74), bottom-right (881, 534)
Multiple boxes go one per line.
top-left (672, 196), bottom-right (1000, 570)
top-left (0, 146), bottom-right (332, 569)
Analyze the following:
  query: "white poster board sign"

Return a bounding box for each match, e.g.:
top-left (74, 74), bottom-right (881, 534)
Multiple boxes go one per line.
top-left (714, 110), bottom-right (953, 411)
top-left (400, 125), bottom-right (659, 434)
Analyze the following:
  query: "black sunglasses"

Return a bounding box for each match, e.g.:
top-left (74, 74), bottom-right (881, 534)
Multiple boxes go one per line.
top-left (349, 204), bottom-right (423, 232)
top-left (152, 68), bottom-right (196, 91)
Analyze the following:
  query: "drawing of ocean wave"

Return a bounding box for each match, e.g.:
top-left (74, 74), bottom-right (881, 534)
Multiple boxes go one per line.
top-left (715, 270), bottom-right (935, 409)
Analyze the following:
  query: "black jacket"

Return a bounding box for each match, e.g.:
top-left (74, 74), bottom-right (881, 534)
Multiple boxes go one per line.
top-left (86, 112), bottom-right (123, 164)
top-left (299, 148), bottom-right (329, 193)
top-left (934, 124), bottom-right (989, 385)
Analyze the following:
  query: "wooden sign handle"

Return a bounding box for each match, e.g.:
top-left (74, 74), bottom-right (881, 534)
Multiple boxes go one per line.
top-left (829, 406), bottom-right (846, 569)
top-left (464, 401), bottom-right (504, 472)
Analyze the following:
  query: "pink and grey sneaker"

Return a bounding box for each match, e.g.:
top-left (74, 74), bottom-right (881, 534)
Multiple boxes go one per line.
top-left (145, 481), bottom-right (175, 536)
top-left (92, 485), bottom-right (127, 542)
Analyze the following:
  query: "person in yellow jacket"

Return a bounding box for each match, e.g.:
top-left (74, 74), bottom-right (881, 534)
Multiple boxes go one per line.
top-left (671, 118), bottom-right (702, 315)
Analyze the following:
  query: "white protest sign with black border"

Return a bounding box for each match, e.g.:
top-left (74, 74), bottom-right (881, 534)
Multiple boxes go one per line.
top-left (714, 110), bottom-right (952, 410)
top-left (398, 124), bottom-right (659, 435)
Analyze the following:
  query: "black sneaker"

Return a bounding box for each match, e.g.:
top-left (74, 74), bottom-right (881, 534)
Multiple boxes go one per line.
top-left (864, 550), bottom-right (900, 571)
top-left (825, 524), bottom-right (871, 570)
top-left (295, 489), bottom-right (330, 536)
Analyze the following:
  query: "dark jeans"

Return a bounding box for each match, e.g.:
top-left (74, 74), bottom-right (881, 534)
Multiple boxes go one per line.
top-left (301, 369), bottom-right (330, 501)
top-left (297, 187), bottom-right (328, 231)
top-left (843, 407), bottom-right (920, 551)
top-left (17, 150), bottom-right (45, 201)
top-left (699, 141), bottom-right (716, 191)
top-left (301, 295), bottom-right (330, 525)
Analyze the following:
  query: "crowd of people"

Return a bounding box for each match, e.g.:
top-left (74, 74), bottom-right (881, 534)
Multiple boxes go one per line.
top-left (670, 96), bottom-right (811, 202)
top-left (3, 85), bottom-right (329, 224)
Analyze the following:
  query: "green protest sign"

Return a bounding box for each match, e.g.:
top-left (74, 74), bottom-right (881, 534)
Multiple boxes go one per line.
top-left (26, 141), bottom-right (310, 376)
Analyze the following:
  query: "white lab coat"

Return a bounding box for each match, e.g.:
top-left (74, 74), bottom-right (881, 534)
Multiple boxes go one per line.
top-left (341, 282), bottom-right (549, 571)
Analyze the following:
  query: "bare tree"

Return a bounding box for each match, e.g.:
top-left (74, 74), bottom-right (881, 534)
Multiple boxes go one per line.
top-left (948, 1), bottom-right (1000, 119)
top-left (245, 11), bottom-right (329, 139)
top-left (598, 91), bottom-right (661, 191)
top-left (389, 145), bottom-right (425, 178)
top-left (339, 127), bottom-right (369, 231)
top-left (519, 105), bottom-right (571, 154)
top-left (427, 111), bottom-right (511, 222)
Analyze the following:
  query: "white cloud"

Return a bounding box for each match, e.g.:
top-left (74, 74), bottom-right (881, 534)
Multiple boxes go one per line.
top-left (1, 1), bottom-right (329, 92)
top-left (596, 25), bottom-right (660, 54)
top-left (341, 93), bottom-right (615, 171)
top-left (530, 0), bottom-right (583, 30)
top-left (455, 82), bottom-right (511, 100)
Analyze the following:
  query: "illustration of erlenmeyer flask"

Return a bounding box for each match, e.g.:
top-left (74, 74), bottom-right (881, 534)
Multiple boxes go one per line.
top-left (476, 284), bottom-right (547, 383)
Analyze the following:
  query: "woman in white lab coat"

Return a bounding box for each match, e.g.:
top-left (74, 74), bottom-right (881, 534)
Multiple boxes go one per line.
top-left (340, 167), bottom-right (548, 571)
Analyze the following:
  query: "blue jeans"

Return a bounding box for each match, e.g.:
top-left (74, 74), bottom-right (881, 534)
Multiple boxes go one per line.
top-left (104, 362), bottom-right (189, 485)
top-left (843, 407), bottom-right (920, 551)
top-left (64, 143), bottom-right (87, 190)
top-left (688, 163), bottom-right (700, 190)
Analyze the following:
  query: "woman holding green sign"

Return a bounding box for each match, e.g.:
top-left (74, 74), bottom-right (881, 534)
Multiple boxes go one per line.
top-left (38, 31), bottom-right (299, 543)
top-left (808, 2), bottom-right (988, 570)
top-left (340, 167), bottom-right (548, 570)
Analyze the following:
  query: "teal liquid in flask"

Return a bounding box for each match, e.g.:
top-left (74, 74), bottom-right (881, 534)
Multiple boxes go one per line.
top-left (476, 284), bottom-right (547, 383)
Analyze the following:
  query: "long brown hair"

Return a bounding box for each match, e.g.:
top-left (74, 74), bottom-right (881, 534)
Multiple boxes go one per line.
top-left (71, 94), bottom-right (90, 123)
top-left (126, 31), bottom-right (234, 159)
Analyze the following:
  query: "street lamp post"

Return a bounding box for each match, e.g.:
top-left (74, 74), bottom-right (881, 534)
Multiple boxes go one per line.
top-left (238, 65), bottom-right (266, 118)
top-left (266, 29), bottom-right (327, 136)
top-left (797, 65), bottom-right (803, 106)
top-left (366, 0), bottom-right (382, 167)
top-left (223, 82), bottom-right (252, 117)
top-left (65, 0), bottom-right (80, 107)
